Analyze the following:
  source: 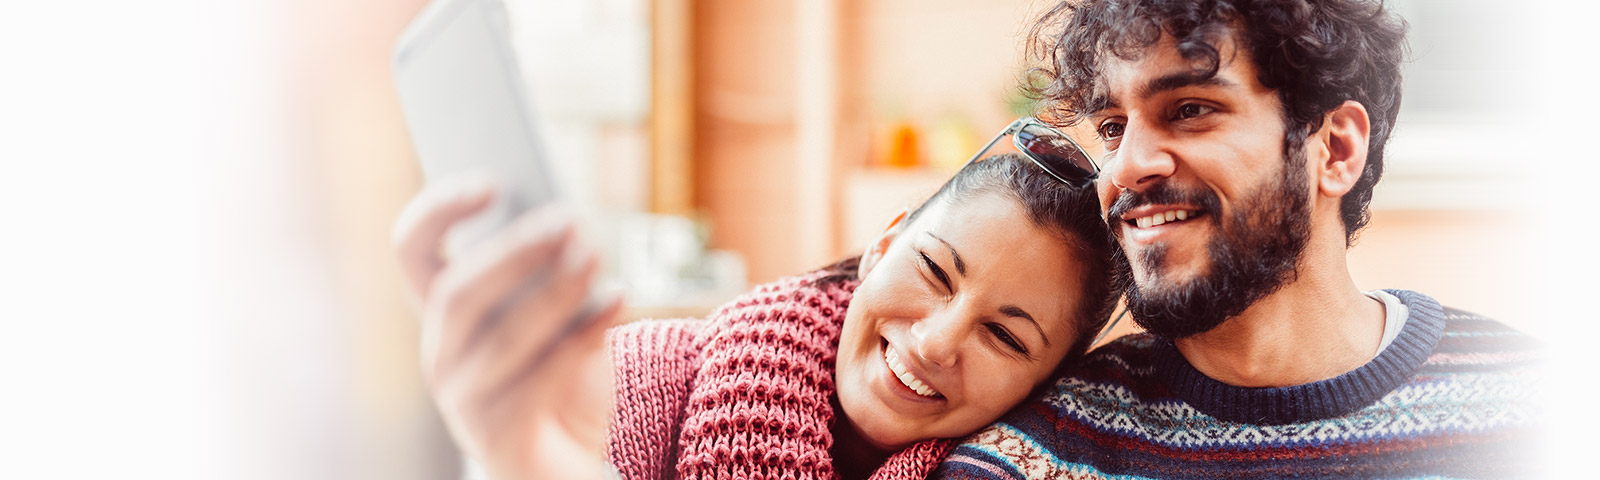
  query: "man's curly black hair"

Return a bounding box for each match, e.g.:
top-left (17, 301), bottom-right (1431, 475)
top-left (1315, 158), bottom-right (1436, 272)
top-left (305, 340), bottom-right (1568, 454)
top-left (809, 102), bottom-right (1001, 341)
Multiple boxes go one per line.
top-left (1024, 0), bottom-right (1408, 244)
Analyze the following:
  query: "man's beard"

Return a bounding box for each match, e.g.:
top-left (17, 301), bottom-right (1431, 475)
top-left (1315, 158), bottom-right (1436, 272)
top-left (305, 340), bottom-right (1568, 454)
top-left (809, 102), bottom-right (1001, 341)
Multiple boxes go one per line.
top-left (1108, 149), bottom-right (1312, 340)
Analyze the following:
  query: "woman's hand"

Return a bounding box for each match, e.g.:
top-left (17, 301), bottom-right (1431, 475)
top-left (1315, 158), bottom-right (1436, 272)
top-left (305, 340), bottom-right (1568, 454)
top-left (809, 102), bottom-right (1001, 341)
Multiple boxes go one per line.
top-left (393, 177), bottom-right (622, 480)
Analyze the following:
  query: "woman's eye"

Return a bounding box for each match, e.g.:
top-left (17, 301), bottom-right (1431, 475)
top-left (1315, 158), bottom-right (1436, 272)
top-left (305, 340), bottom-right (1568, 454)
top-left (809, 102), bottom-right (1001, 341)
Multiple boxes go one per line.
top-left (919, 251), bottom-right (952, 293)
top-left (986, 324), bottom-right (1029, 355)
top-left (1175, 103), bottom-right (1215, 120)
top-left (1096, 120), bottom-right (1125, 140)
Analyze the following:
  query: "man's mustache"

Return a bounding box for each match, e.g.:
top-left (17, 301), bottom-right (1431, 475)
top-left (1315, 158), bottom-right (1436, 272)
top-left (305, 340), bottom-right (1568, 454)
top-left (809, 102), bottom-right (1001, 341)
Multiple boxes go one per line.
top-left (1105, 183), bottom-right (1224, 224)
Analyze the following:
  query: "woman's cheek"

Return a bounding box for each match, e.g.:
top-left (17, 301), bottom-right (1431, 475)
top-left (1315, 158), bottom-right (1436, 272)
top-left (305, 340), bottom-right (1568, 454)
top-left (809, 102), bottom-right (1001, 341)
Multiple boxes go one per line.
top-left (972, 361), bottom-right (1032, 419)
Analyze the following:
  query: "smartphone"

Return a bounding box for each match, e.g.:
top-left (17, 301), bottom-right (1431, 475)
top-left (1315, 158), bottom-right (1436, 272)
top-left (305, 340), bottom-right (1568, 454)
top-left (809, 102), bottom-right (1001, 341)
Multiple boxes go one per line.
top-left (393, 0), bottom-right (612, 326)
top-left (393, 0), bottom-right (555, 255)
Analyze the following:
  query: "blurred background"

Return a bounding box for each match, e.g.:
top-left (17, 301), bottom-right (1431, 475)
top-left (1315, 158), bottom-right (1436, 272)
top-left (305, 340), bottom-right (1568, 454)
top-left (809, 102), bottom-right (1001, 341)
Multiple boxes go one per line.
top-left (1, 0), bottom-right (1594, 478)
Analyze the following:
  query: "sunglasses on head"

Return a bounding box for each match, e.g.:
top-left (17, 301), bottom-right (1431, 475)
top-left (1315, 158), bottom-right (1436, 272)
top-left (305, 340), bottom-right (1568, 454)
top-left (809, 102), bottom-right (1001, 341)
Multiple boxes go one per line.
top-left (964, 117), bottom-right (1099, 188)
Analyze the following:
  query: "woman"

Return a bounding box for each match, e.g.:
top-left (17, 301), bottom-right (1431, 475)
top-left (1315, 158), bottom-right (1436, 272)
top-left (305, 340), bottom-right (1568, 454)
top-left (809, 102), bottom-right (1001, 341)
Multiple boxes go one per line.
top-left (394, 153), bottom-right (1119, 479)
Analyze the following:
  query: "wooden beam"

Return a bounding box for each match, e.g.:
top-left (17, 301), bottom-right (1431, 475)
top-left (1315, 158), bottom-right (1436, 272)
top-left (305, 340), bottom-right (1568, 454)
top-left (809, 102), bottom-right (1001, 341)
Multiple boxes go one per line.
top-left (650, 0), bottom-right (694, 215)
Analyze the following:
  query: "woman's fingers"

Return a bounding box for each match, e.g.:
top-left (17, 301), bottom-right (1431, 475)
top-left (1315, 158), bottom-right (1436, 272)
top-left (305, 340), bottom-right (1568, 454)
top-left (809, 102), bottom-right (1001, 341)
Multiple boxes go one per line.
top-left (478, 261), bottom-right (622, 457)
top-left (392, 176), bottom-right (496, 299)
top-left (424, 206), bottom-right (576, 370)
top-left (500, 239), bottom-right (606, 357)
top-left (432, 228), bottom-right (621, 441)
top-left (467, 238), bottom-right (609, 398)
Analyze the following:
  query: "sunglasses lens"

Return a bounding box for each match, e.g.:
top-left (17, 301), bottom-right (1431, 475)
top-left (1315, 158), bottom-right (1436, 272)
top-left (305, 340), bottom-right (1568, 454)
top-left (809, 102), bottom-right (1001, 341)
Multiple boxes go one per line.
top-left (1016, 123), bottom-right (1096, 182)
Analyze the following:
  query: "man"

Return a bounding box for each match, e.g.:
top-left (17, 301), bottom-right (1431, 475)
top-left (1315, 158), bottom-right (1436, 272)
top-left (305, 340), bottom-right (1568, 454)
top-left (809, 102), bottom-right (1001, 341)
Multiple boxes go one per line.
top-left (935, 0), bottom-right (1543, 478)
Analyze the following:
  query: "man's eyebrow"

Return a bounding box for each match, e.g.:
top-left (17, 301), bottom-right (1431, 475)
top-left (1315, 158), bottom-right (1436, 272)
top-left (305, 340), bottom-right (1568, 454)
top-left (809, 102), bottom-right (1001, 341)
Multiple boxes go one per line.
top-left (926, 232), bottom-right (965, 276)
top-left (999, 305), bottom-right (1051, 347)
top-left (1088, 71), bottom-right (1235, 116)
top-left (1085, 93), bottom-right (1118, 117)
top-left (1137, 71), bottom-right (1234, 102)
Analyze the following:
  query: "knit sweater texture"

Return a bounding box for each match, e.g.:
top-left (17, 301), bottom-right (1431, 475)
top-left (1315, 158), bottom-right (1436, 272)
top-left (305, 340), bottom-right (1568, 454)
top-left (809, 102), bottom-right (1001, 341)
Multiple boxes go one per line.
top-left (605, 271), bottom-right (953, 480)
top-left (933, 290), bottom-right (1544, 479)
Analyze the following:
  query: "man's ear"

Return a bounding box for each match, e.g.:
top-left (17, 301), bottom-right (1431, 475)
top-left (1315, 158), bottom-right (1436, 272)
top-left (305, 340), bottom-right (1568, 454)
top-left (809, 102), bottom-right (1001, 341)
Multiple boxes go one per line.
top-left (858, 208), bottom-right (910, 279)
top-left (1314, 100), bottom-right (1371, 198)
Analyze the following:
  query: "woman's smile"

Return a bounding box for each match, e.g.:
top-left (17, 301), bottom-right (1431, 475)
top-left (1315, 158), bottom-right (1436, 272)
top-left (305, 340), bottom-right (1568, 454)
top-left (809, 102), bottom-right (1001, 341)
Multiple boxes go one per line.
top-left (880, 339), bottom-right (946, 405)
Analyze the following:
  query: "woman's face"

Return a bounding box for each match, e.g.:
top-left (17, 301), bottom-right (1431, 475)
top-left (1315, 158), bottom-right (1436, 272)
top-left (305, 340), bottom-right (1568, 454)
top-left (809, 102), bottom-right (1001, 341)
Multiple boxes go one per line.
top-left (835, 191), bottom-right (1088, 450)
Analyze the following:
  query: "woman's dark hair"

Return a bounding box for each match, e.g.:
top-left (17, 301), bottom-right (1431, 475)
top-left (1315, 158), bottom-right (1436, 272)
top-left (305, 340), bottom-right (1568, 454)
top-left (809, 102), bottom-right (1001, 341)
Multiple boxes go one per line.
top-left (814, 153), bottom-right (1121, 362)
top-left (1023, 0), bottom-right (1407, 245)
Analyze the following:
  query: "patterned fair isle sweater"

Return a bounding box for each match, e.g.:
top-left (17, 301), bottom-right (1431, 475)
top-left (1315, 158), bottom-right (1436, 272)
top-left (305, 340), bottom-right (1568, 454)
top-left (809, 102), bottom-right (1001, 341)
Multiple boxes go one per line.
top-left (604, 271), bottom-right (952, 480)
top-left (934, 290), bottom-right (1545, 479)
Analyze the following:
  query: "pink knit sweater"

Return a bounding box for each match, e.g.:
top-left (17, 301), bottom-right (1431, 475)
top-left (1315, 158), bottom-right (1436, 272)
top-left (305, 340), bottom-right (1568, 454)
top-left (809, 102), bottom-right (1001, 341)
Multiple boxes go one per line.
top-left (605, 271), bottom-right (952, 480)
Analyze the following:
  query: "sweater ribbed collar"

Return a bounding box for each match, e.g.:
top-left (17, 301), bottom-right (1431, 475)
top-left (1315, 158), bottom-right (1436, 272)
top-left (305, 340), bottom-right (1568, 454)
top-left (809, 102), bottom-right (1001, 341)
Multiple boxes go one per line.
top-left (1151, 289), bottom-right (1445, 425)
top-left (672, 273), bottom-right (952, 479)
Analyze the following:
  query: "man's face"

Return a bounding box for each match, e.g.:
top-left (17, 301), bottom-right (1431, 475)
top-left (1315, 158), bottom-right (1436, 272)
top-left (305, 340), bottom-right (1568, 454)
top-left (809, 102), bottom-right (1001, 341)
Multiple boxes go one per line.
top-left (1089, 33), bottom-right (1313, 338)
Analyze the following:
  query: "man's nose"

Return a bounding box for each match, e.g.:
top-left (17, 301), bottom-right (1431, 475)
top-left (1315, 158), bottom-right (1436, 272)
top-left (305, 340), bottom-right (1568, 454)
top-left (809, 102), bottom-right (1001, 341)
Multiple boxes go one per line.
top-left (1106, 118), bottom-right (1177, 194)
top-left (909, 308), bottom-right (966, 369)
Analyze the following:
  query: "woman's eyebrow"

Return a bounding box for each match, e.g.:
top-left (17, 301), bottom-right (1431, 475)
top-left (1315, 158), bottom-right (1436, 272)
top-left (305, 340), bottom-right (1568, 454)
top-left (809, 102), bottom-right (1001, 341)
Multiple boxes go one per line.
top-left (925, 232), bottom-right (965, 275)
top-left (999, 305), bottom-right (1051, 347)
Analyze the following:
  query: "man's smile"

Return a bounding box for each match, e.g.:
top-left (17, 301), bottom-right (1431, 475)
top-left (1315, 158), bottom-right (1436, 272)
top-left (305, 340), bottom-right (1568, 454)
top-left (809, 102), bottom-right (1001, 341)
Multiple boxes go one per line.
top-left (1123, 207), bottom-right (1205, 229)
top-left (1115, 203), bottom-right (1210, 246)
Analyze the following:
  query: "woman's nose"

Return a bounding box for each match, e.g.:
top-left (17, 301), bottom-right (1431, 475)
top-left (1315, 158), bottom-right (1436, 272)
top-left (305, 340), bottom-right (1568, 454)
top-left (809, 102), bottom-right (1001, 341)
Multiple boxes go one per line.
top-left (909, 310), bottom-right (964, 368)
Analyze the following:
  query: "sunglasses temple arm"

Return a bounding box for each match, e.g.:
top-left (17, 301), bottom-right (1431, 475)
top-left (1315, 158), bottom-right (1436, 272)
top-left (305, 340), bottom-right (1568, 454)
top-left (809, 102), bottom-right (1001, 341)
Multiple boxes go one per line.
top-left (964, 123), bottom-right (1020, 166)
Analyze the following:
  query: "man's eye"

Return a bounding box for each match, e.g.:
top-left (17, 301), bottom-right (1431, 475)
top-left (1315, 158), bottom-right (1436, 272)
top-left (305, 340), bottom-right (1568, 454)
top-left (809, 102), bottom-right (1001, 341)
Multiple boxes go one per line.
top-left (1097, 121), bottom-right (1124, 140)
top-left (1175, 103), bottom-right (1215, 120)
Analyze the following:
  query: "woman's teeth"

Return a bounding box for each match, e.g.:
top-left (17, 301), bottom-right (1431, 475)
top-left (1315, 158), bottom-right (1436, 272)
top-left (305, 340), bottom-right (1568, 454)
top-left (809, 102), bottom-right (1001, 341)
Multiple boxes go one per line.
top-left (1133, 209), bottom-right (1198, 228)
top-left (884, 346), bottom-right (939, 397)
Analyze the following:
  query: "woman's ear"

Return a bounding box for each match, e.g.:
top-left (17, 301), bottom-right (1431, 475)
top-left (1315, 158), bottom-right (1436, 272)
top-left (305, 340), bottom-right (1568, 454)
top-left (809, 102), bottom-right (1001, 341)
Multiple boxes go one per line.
top-left (858, 208), bottom-right (910, 279)
top-left (1314, 100), bottom-right (1371, 198)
